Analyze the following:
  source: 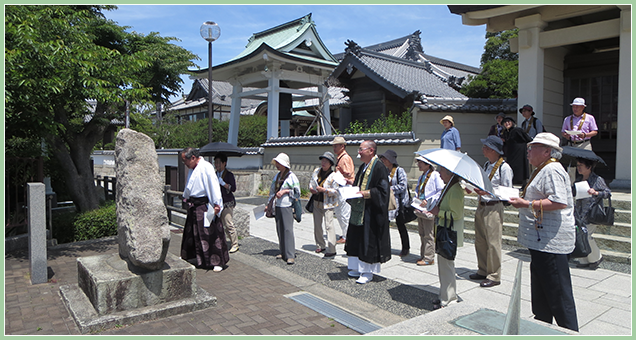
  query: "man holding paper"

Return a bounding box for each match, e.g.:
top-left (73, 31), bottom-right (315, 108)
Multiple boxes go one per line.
top-left (344, 140), bottom-right (391, 284)
top-left (469, 136), bottom-right (513, 288)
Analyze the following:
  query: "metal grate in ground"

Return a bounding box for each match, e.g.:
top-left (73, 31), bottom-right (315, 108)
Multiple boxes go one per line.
top-left (286, 292), bottom-right (382, 334)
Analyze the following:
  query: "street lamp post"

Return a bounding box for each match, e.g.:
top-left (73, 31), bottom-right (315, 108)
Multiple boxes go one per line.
top-left (200, 21), bottom-right (221, 143)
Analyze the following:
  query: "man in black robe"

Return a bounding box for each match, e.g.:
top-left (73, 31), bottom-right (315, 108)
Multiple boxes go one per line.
top-left (344, 140), bottom-right (391, 284)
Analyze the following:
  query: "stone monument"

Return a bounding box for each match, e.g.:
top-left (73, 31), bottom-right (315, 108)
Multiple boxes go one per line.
top-left (60, 129), bottom-right (215, 333)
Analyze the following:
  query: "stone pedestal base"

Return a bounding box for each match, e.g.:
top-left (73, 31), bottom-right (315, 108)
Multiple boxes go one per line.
top-left (60, 253), bottom-right (216, 333)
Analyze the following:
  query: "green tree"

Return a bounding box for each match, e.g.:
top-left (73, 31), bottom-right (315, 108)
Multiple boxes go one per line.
top-left (460, 29), bottom-right (519, 98)
top-left (5, 5), bottom-right (198, 212)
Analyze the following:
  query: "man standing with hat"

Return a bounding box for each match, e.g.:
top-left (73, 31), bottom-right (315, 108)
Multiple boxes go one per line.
top-left (468, 136), bottom-right (513, 288)
top-left (561, 97), bottom-right (598, 150)
top-left (520, 104), bottom-right (544, 139)
top-left (488, 112), bottom-right (507, 139)
top-left (331, 136), bottom-right (354, 244)
top-left (440, 115), bottom-right (461, 151)
top-left (508, 132), bottom-right (578, 331)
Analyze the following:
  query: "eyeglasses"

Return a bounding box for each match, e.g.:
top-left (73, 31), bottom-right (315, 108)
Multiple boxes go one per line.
top-left (358, 147), bottom-right (370, 152)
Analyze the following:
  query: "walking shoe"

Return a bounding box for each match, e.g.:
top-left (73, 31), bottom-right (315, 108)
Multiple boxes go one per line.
top-left (213, 266), bottom-right (223, 272)
top-left (348, 270), bottom-right (360, 278)
top-left (336, 237), bottom-right (346, 244)
top-left (324, 252), bottom-right (336, 258)
top-left (416, 259), bottom-right (434, 266)
top-left (399, 249), bottom-right (410, 257)
top-left (356, 273), bottom-right (372, 284)
top-left (229, 245), bottom-right (239, 253)
top-left (469, 273), bottom-right (487, 281)
top-left (480, 279), bottom-right (500, 288)
top-left (276, 254), bottom-right (283, 259)
top-left (287, 258), bottom-right (295, 265)
top-left (589, 257), bottom-right (604, 270)
top-left (315, 247), bottom-right (325, 253)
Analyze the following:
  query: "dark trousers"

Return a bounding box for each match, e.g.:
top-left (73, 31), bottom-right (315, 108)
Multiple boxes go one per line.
top-left (396, 211), bottom-right (409, 251)
top-left (529, 249), bottom-right (579, 331)
top-left (181, 200), bottom-right (229, 269)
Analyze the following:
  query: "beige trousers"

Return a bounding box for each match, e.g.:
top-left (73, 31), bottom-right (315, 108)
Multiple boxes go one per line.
top-left (313, 200), bottom-right (336, 253)
top-left (474, 202), bottom-right (503, 282)
top-left (221, 205), bottom-right (238, 248)
top-left (437, 254), bottom-right (457, 306)
top-left (417, 217), bottom-right (435, 262)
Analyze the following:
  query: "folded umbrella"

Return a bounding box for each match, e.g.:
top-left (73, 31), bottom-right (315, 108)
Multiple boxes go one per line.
top-left (198, 142), bottom-right (245, 157)
top-left (415, 148), bottom-right (494, 195)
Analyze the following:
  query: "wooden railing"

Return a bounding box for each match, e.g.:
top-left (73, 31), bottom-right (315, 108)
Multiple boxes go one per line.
top-left (94, 176), bottom-right (117, 201)
top-left (164, 185), bottom-right (186, 226)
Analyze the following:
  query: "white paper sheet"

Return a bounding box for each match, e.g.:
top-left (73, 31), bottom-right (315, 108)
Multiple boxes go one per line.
top-left (565, 130), bottom-right (581, 136)
top-left (574, 181), bottom-right (592, 199)
top-left (339, 186), bottom-right (363, 199)
top-left (204, 203), bottom-right (215, 227)
top-left (410, 198), bottom-right (426, 211)
top-left (332, 172), bottom-right (347, 186)
top-left (253, 204), bottom-right (266, 220)
top-left (494, 186), bottom-right (520, 201)
top-left (218, 177), bottom-right (226, 186)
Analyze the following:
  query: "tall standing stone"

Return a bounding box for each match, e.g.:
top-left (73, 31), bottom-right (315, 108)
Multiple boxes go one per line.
top-left (115, 128), bottom-right (171, 270)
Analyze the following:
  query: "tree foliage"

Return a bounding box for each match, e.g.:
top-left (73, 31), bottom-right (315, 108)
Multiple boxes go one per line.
top-left (5, 5), bottom-right (198, 212)
top-left (460, 29), bottom-right (519, 99)
top-left (344, 111), bottom-right (412, 134)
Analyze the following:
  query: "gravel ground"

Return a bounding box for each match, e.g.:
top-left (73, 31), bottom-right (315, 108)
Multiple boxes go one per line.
top-left (238, 236), bottom-right (438, 319)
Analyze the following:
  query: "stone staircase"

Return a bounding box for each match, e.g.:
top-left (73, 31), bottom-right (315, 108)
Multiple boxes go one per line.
top-left (402, 193), bottom-right (631, 264)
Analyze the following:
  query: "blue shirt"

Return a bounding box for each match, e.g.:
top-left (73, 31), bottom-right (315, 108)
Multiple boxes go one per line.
top-left (441, 127), bottom-right (461, 150)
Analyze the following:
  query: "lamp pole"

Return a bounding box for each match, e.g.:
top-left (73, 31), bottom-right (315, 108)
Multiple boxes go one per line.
top-left (200, 21), bottom-right (221, 143)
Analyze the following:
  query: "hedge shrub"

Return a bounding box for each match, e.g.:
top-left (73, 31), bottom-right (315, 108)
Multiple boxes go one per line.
top-left (72, 201), bottom-right (118, 242)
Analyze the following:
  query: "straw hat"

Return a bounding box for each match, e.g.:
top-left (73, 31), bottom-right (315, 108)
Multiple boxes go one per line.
top-left (331, 136), bottom-right (346, 145)
top-left (439, 115), bottom-right (454, 126)
top-left (528, 132), bottom-right (563, 152)
top-left (271, 153), bottom-right (290, 168)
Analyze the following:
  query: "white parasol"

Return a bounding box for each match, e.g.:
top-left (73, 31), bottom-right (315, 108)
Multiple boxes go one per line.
top-left (415, 148), bottom-right (494, 195)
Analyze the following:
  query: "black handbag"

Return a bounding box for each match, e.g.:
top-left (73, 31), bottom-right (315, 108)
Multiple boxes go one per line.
top-left (401, 186), bottom-right (418, 223)
top-left (588, 196), bottom-right (615, 226)
top-left (305, 194), bottom-right (316, 213)
top-left (265, 196), bottom-right (276, 218)
top-left (570, 218), bottom-right (591, 258)
top-left (435, 212), bottom-right (457, 261)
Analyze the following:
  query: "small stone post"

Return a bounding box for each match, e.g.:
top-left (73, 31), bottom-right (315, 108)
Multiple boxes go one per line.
top-left (27, 182), bottom-right (47, 284)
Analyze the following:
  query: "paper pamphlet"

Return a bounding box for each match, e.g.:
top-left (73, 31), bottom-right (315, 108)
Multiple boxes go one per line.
top-left (494, 186), bottom-right (520, 201)
top-left (565, 130), bottom-right (581, 136)
top-left (218, 177), bottom-right (226, 186)
top-left (332, 172), bottom-right (347, 186)
top-left (339, 186), bottom-right (363, 199)
top-left (410, 198), bottom-right (426, 211)
top-left (574, 181), bottom-right (592, 199)
top-left (253, 204), bottom-right (266, 220)
top-left (204, 204), bottom-right (215, 227)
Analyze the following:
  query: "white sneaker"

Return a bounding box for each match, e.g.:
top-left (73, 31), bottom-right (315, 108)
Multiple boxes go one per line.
top-left (348, 270), bottom-right (360, 278)
top-left (229, 246), bottom-right (239, 253)
top-left (356, 273), bottom-right (372, 284)
top-left (213, 266), bottom-right (223, 272)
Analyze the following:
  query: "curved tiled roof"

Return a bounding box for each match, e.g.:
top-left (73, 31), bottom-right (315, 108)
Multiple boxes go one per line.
top-left (335, 50), bottom-right (467, 99)
top-left (416, 97), bottom-right (518, 113)
top-left (261, 132), bottom-right (419, 147)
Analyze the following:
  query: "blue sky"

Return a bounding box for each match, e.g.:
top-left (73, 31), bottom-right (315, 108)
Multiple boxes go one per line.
top-left (103, 4), bottom-right (488, 101)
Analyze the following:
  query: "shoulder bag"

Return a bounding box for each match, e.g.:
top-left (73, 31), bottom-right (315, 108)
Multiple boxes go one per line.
top-left (400, 186), bottom-right (418, 223)
top-left (265, 196), bottom-right (276, 218)
top-left (588, 196), bottom-right (615, 226)
top-left (570, 217), bottom-right (591, 258)
top-left (435, 212), bottom-right (457, 261)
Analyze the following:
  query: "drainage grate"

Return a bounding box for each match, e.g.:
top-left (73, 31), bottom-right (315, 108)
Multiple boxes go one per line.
top-left (286, 292), bottom-right (382, 334)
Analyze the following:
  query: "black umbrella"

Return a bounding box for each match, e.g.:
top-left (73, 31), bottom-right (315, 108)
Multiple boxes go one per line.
top-left (561, 146), bottom-right (606, 166)
top-left (198, 142), bottom-right (245, 157)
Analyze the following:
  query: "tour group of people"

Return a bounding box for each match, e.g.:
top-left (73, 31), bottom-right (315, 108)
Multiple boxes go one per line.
top-left (178, 97), bottom-right (608, 332)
